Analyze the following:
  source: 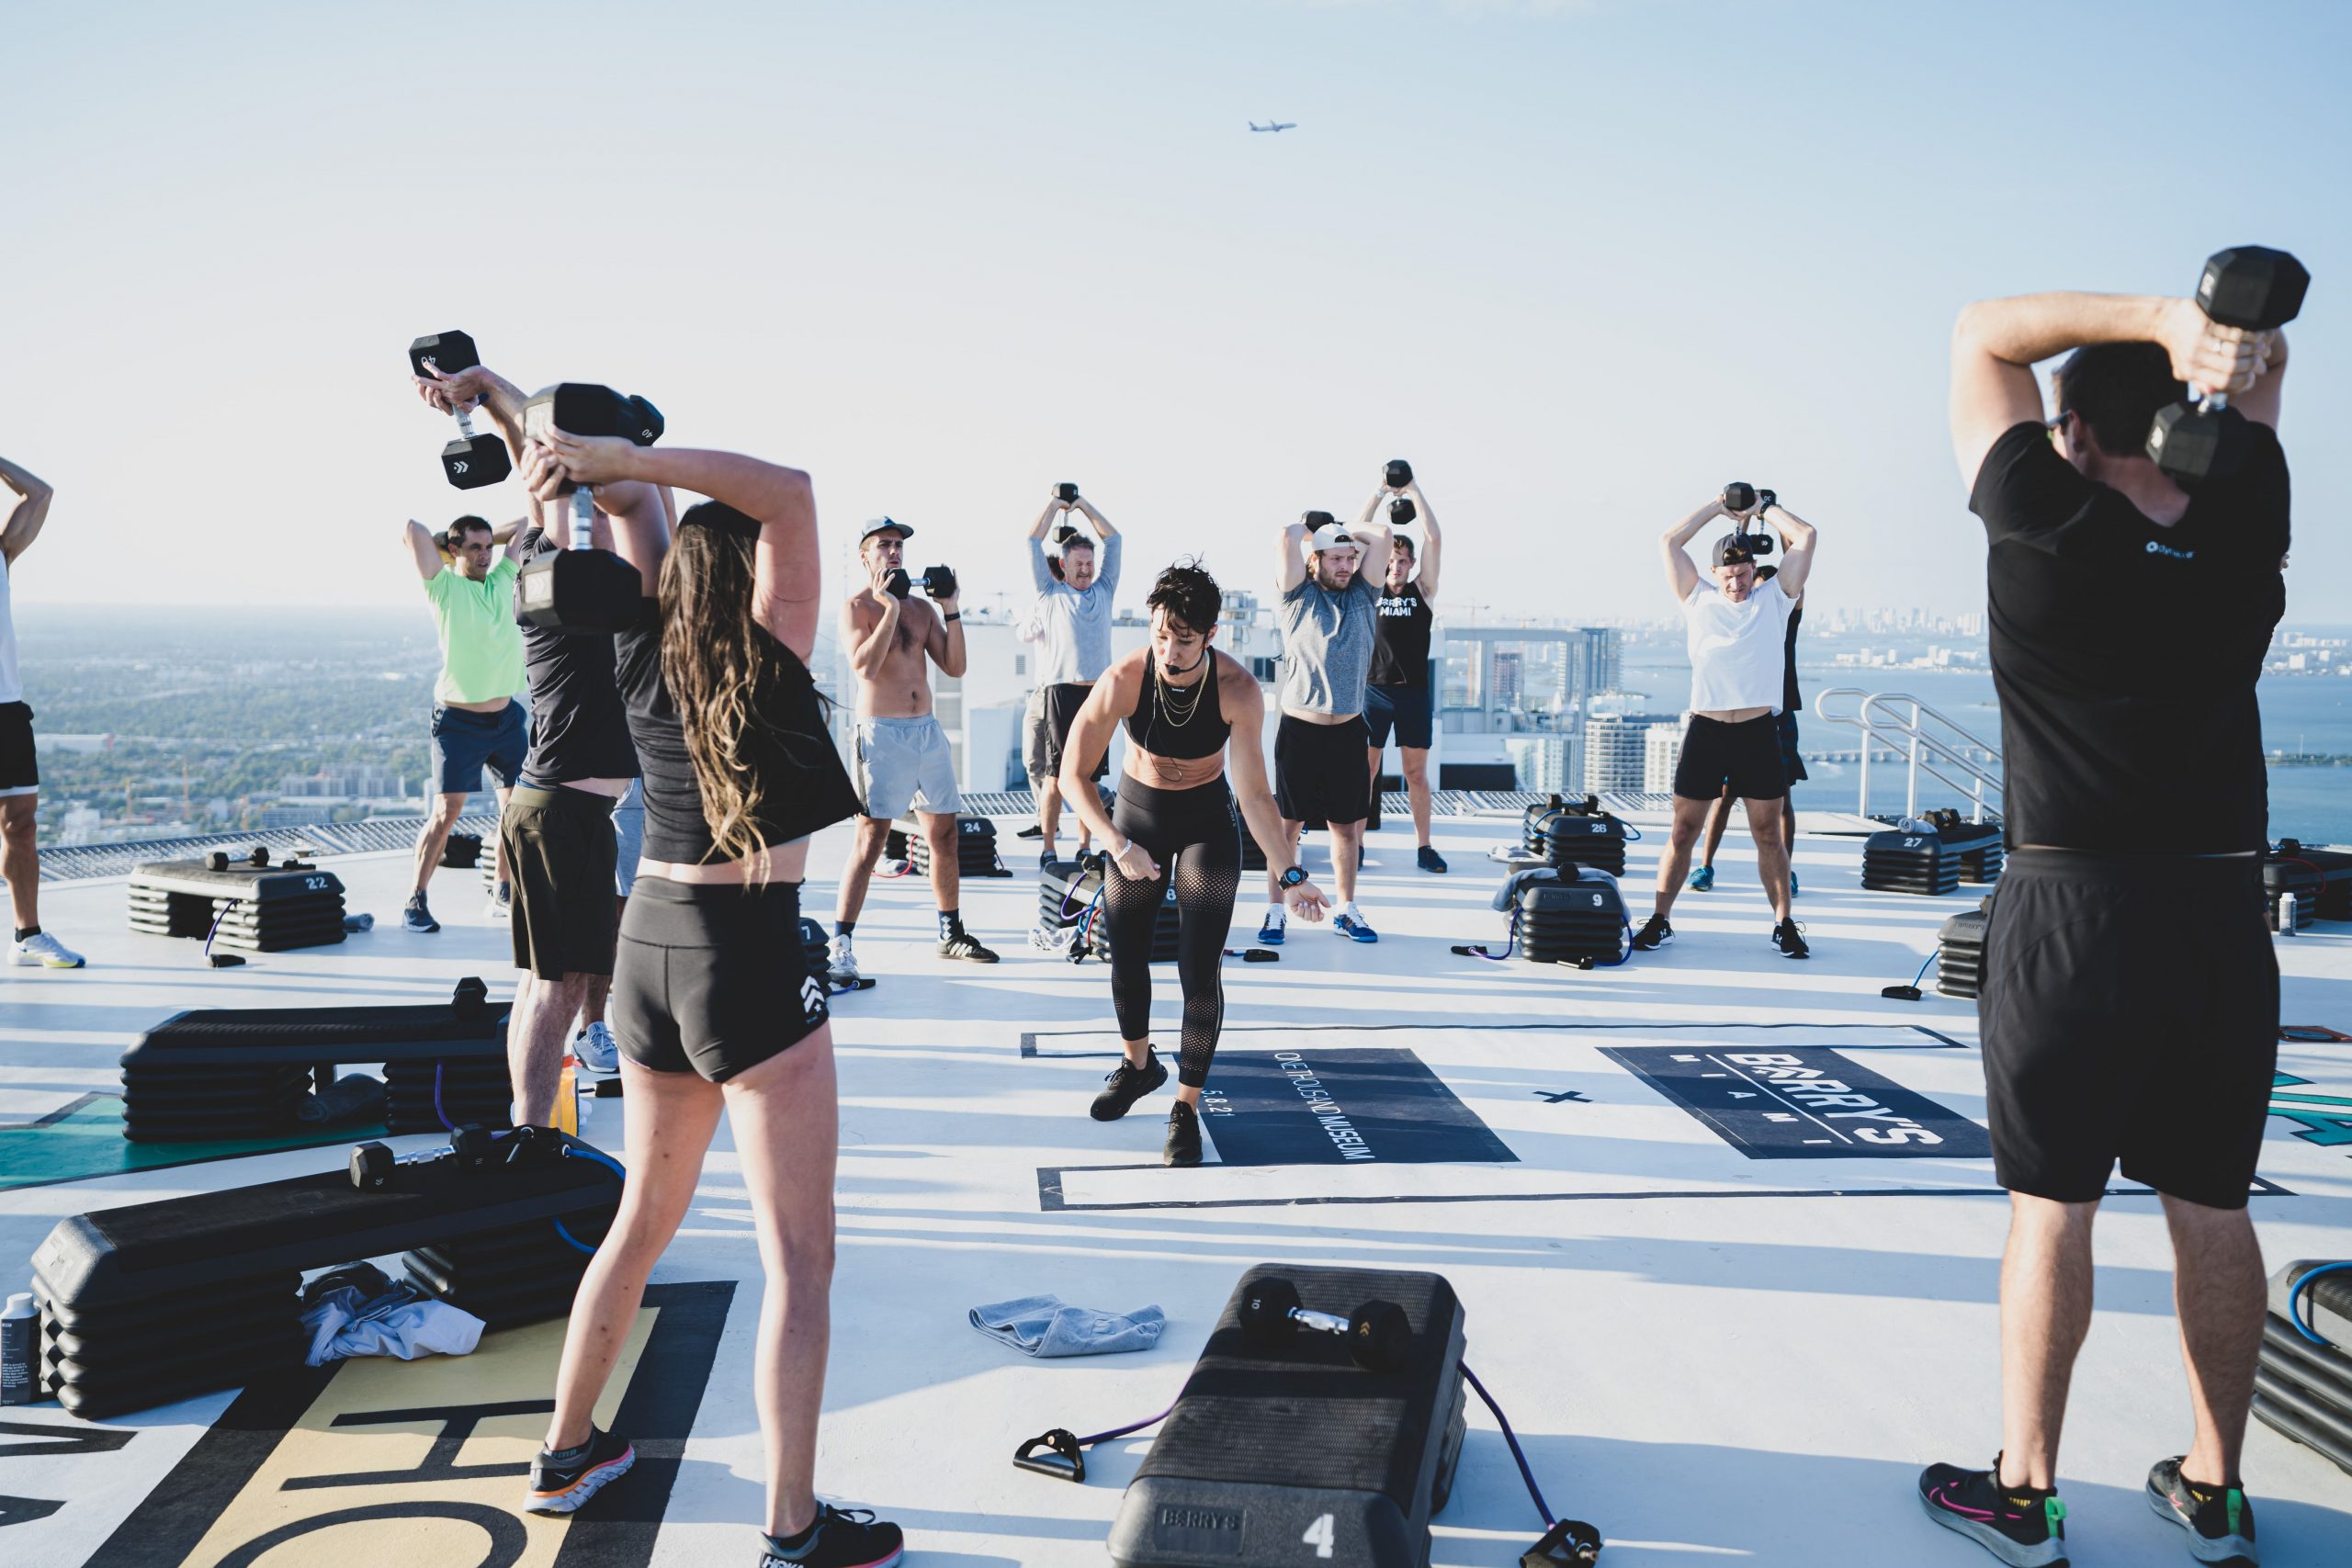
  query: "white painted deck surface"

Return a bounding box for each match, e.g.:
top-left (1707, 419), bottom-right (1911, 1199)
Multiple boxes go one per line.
top-left (4, 811), bottom-right (2350, 1567)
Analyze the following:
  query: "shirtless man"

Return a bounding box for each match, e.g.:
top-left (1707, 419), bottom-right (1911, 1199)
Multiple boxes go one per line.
top-left (830, 518), bottom-right (997, 981)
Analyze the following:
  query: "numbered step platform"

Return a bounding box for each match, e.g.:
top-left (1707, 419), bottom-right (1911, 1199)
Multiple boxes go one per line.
top-left (127, 848), bottom-right (347, 953)
top-left (1520, 795), bottom-right (1630, 878)
top-left (1518, 874), bottom-right (1632, 967)
top-left (2254, 1259), bottom-right (2352, 1476)
top-left (1860, 822), bottom-right (2003, 897)
top-left (890, 815), bottom-right (1013, 878)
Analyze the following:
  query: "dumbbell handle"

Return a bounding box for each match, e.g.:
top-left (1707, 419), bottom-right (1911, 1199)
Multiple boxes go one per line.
top-left (1289, 1305), bottom-right (1351, 1337)
top-left (422, 357), bottom-right (487, 440)
top-left (570, 488), bottom-right (596, 550)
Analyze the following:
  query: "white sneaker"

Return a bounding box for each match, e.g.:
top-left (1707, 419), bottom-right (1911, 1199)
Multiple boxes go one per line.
top-left (827, 935), bottom-right (861, 987)
top-left (573, 1020), bottom-right (620, 1074)
top-left (487, 882), bottom-right (514, 920)
top-left (11, 931), bottom-right (86, 969)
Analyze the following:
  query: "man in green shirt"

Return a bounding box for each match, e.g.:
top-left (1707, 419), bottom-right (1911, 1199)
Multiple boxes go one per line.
top-left (402, 513), bottom-right (528, 933)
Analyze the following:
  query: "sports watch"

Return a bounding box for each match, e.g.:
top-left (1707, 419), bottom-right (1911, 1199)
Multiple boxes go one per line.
top-left (1278, 865), bottom-right (1307, 889)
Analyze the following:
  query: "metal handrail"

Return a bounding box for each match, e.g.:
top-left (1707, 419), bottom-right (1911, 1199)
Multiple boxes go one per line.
top-left (1813, 687), bottom-right (2004, 821)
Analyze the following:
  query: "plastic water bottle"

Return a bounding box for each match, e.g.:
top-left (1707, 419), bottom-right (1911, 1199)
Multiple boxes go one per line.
top-left (2278, 893), bottom-right (2300, 936)
top-left (0, 1292), bottom-right (36, 1405)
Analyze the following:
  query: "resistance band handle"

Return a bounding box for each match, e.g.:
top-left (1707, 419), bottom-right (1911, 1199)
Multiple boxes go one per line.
top-left (2290, 1260), bottom-right (2352, 1346)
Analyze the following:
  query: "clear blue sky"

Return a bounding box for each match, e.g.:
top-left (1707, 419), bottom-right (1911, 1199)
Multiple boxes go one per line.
top-left (4, 0), bottom-right (2345, 620)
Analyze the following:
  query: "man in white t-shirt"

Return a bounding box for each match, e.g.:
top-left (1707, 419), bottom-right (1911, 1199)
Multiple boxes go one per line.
top-left (0, 455), bottom-right (85, 969)
top-left (1635, 487), bottom-right (1818, 959)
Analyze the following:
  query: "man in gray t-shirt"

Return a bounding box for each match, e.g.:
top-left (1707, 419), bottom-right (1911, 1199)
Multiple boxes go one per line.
top-left (1018, 488), bottom-right (1121, 861)
top-left (1260, 507), bottom-right (1391, 947)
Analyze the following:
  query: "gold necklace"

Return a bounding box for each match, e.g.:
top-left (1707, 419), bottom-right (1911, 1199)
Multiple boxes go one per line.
top-left (1155, 655), bottom-right (1207, 728)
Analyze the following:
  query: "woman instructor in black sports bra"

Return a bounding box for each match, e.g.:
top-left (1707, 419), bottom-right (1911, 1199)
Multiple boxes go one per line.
top-left (1059, 561), bottom-right (1329, 1166)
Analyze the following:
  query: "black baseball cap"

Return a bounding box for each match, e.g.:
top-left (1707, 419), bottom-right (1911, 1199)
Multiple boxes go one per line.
top-left (1712, 534), bottom-right (1757, 567)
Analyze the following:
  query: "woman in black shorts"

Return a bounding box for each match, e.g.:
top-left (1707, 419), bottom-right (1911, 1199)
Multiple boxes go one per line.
top-left (1059, 562), bottom-right (1330, 1165)
top-left (515, 434), bottom-right (901, 1568)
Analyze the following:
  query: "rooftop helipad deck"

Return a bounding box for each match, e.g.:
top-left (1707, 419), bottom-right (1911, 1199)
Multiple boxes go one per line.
top-left (4, 810), bottom-right (2349, 1566)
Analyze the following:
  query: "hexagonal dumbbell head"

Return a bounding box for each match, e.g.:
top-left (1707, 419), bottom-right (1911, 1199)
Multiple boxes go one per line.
top-left (524, 383), bottom-right (663, 446)
top-left (348, 1141), bottom-right (394, 1190)
top-left (1346, 1299), bottom-right (1412, 1372)
top-left (408, 330), bottom-right (481, 379)
top-left (1238, 1275), bottom-right (1305, 1349)
top-left (2148, 402), bottom-right (2250, 489)
top-left (440, 434), bottom-right (513, 490)
top-left (1385, 458), bottom-right (1414, 490)
top-left (2198, 247), bottom-right (2310, 332)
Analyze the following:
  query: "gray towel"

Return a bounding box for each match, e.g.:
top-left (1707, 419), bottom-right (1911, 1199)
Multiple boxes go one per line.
top-left (969, 1294), bottom-right (1166, 1358)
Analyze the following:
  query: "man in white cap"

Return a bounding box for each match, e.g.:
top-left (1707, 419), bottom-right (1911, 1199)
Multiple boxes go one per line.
top-left (1260, 502), bottom-right (1392, 945)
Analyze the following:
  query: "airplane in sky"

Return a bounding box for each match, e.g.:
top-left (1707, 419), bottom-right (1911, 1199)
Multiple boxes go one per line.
top-left (1248, 119), bottom-right (1296, 133)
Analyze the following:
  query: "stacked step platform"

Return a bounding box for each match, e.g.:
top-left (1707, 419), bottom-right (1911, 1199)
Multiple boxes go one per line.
top-left (2255, 1259), bottom-right (2352, 1476)
top-left (1518, 873), bottom-right (1631, 967)
top-left (1935, 899), bottom-right (1992, 1000)
top-left (127, 848), bottom-right (346, 953)
top-left (891, 815), bottom-right (1012, 878)
top-left (1520, 795), bottom-right (1629, 877)
top-left (2263, 849), bottom-right (2324, 932)
top-left (119, 979), bottom-right (510, 1143)
top-left (30, 1130), bottom-right (623, 1418)
top-left (1036, 856), bottom-right (1181, 962)
top-left (2276, 840), bottom-right (2352, 920)
top-left (1860, 818), bottom-right (2004, 897)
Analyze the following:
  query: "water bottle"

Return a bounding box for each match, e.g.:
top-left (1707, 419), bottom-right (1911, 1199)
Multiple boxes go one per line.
top-left (2278, 893), bottom-right (2300, 936)
top-left (0, 1291), bottom-right (36, 1405)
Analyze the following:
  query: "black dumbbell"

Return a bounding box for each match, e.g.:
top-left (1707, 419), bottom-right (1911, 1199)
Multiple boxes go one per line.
top-left (451, 975), bottom-right (490, 1020)
top-left (205, 850), bottom-right (230, 872)
top-left (514, 382), bottom-right (662, 632)
top-left (408, 332), bottom-right (514, 491)
top-left (885, 565), bottom-right (959, 600)
top-left (1056, 482), bottom-right (1080, 503)
top-left (1389, 497), bottom-right (1417, 526)
top-left (1238, 1276), bottom-right (1413, 1371)
top-left (347, 1122), bottom-right (494, 1190)
top-left (2146, 247), bottom-right (2310, 488)
top-left (1722, 480), bottom-right (1757, 513)
top-left (1385, 458), bottom-right (1413, 490)
top-left (249, 845), bottom-right (271, 867)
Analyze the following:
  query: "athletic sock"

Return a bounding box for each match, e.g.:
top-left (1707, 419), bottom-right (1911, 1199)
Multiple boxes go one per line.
top-left (14, 926), bottom-right (39, 942)
top-left (834, 920), bottom-right (855, 939)
top-left (764, 1517), bottom-right (820, 1553)
top-left (1265, 901), bottom-right (1285, 922)
top-left (939, 908), bottom-right (964, 942)
top-left (1341, 901), bottom-right (1363, 919)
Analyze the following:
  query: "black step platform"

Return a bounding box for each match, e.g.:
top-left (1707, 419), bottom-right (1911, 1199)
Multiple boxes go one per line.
top-left (1936, 898), bottom-right (1992, 999)
top-left (128, 852), bottom-right (350, 953)
top-left (891, 815), bottom-right (1013, 878)
top-left (2263, 853), bottom-right (2322, 932)
top-left (119, 987), bottom-right (510, 1142)
top-left (1520, 797), bottom-right (1629, 878)
top-left (2273, 840), bottom-right (2352, 921)
top-left (1860, 823), bottom-right (2004, 897)
top-left (2255, 1314), bottom-right (2352, 1476)
top-left (1039, 858), bottom-right (1181, 962)
top-left (29, 1132), bottom-right (623, 1418)
top-left (1519, 876), bottom-right (1631, 967)
top-left (1108, 1264), bottom-right (1467, 1568)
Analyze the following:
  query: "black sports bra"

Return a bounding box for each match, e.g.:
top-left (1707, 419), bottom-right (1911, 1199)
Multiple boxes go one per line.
top-left (1125, 650), bottom-right (1229, 761)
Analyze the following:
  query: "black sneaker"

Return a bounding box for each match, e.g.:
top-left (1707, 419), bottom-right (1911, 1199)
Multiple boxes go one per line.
top-left (1631, 913), bottom-right (1673, 950)
top-left (402, 893), bottom-right (440, 934)
top-left (938, 931), bottom-right (1000, 964)
top-left (1772, 917), bottom-right (1810, 959)
top-left (1417, 845), bottom-right (1448, 874)
top-left (1164, 1100), bottom-right (1203, 1167)
top-left (2146, 1457), bottom-right (2257, 1566)
top-left (525, 1427), bottom-right (635, 1514)
top-left (1917, 1456), bottom-right (2068, 1567)
top-left (760, 1502), bottom-right (905, 1567)
top-left (1091, 1048), bottom-right (1168, 1122)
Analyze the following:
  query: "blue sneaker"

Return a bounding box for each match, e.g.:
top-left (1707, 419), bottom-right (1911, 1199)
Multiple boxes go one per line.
top-left (1334, 910), bottom-right (1378, 943)
top-left (402, 893), bottom-right (440, 934)
top-left (1687, 864), bottom-right (1715, 892)
top-left (1257, 908), bottom-right (1286, 946)
top-left (1790, 870), bottom-right (1799, 898)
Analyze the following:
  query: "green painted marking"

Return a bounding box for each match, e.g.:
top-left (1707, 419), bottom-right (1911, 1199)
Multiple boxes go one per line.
top-left (0, 1098), bottom-right (383, 1192)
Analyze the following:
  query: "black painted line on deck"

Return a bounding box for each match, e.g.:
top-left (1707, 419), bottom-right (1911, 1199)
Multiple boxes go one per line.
top-left (1022, 1021), bottom-right (1969, 1059)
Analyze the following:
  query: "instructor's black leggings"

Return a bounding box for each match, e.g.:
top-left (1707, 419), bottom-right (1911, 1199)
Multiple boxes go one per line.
top-left (1105, 775), bottom-right (1242, 1089)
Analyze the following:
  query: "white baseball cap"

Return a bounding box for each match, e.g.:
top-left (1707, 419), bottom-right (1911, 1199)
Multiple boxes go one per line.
top-left (1308, 523), bottom-right (1358, 554)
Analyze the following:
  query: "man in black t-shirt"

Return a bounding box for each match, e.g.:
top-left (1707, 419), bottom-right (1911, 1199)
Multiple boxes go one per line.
top-left (416, 359), bottom-right (640, 1126)
top-left (1917, 283), bottom-right (2287, 1568)
top-left (1362, 474), bottom-right (1444, 873)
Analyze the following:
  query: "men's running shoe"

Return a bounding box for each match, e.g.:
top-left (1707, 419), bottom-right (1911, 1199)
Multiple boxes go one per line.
top-left (1039, 846), bottom-right (1056, 868)
top-left (1772, 918), bottom-right (1810, 959)
top-left (10, 931), bottom-right (85, 968)
top-left (1257, 908), bottom-right (1286, 946)
top-left (1015, 822), bottom-right (1044, 839)
top-left (875, 857), bottom-right (913, 879)
top-left (760, 1503), bottom-right (905, 1567)
top-left (1333, 910), bottom-right (1378, 943)
top-left (1687, 864), bottom-right (1715, 891)
top-left (1091, 1048), bottom-right (1167, 1122)
top-left (939, 931), bottom-right (999, 964)
top-left (1164, 1099), bottom-right (1203, 1168)
top-left (526, 1427), bottom-right (636, 1515)
top-left (488, 882), bottom-right (513, 920)
top-left (1790, 870), bottom-right (1799, 898)
top-left (403, 893), bottom-right (440, 934)
top-left (826, 937), bottom-right (861, 989)
top-left (574, 1021), bottom-right (620, 1074)
top-left (1917, 1456), bottom-right (2068, 1567)
top-left (1631, 913), bottom-right (1673, 951)
top-left (2146, 1457), bottom-right (2257, 1566)
top-left (1417, 845), bottom-right (1448, 874)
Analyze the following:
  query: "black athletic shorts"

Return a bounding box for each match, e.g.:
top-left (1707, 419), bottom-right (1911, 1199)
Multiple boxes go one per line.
top-left (499, 785), bottom-right (620, 980)
top-left (1364, 683), bottom-right (1433, 750)
top-left (612, 876), bottom-right (828, 1083)
top-left (1042, 681), bottom-right (1108, 784)
top-left (1275, 712), bottom-right (1373, 825)
top-left (1980, 849), bottom-right (2278, 1210)
top-left (1673, 712), bottom-right (1787, 802)
top-left (0, 702), bottom-right (35, 795)
top-left (1778, 712), bottom-right (1808, 784)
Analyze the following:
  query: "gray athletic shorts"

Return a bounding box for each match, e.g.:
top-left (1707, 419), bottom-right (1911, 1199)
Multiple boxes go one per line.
top-left (854, 715), bottom-right (963, 819)
top-left (612, 777), bottom-right (645, 897)
top-left (1023, 685), bottom-right (1053, 795)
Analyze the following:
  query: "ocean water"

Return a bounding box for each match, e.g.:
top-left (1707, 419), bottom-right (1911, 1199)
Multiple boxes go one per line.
top-left (1619, 636), bottom-right (2352, 845)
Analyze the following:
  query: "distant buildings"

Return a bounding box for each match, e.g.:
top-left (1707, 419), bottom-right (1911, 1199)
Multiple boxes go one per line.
top-left (1583, 711), bottom-right (1681, 795)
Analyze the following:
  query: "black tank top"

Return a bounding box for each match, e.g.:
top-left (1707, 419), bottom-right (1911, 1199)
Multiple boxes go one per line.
top-left (1370, 583), bottom-right (1433, 687)
top-left (616, 600), bottom-right (861, 864)
top-left (1125, 650), bottom-right (1229, 761)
